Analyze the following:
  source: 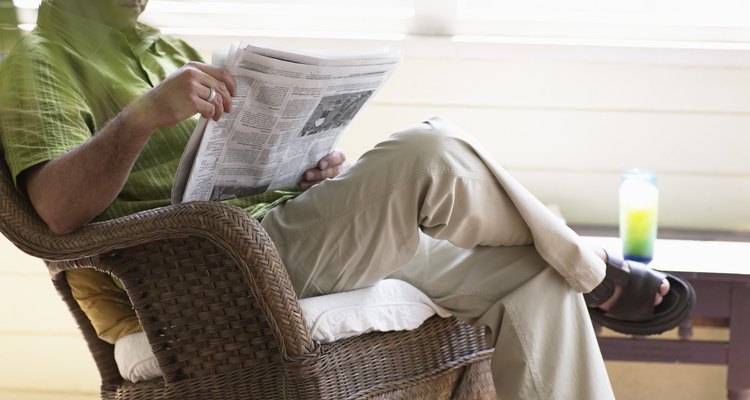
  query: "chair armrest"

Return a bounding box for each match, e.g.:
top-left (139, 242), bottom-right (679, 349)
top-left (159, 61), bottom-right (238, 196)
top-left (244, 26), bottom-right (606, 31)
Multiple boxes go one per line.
top-left (42, 202), bottom-right (315, 381)
top-left (2, 163), bottom-right (313, 375)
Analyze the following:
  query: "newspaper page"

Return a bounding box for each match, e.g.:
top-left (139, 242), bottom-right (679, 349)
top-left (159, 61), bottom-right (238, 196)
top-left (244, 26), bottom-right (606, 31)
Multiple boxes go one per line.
top-left (172, 43), bottom-right (400, 204)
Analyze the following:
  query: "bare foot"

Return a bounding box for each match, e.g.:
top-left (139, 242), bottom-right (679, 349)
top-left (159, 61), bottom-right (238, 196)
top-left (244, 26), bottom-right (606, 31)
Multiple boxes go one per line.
top-left (592, 247), bottom-right (670, 312)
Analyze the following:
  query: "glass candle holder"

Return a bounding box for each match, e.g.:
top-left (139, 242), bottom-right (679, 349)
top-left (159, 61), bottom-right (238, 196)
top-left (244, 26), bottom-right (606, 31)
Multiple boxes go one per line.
top-left (619, 169), bottom-right (658, 263)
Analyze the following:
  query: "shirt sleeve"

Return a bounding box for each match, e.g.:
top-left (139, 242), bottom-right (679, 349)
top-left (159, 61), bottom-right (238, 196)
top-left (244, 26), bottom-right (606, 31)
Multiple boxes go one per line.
top-left (0, 39), bottom-right (93, 189)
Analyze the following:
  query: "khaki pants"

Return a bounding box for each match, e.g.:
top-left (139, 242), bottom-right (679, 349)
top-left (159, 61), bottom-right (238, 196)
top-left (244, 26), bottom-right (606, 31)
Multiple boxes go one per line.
top-left (261, 117), bottom-right (615, 399)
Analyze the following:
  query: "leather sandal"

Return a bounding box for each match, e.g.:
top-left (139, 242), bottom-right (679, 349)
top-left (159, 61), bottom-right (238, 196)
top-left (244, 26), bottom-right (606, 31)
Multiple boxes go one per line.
top-left (585, 251), bottom-right (696, 335)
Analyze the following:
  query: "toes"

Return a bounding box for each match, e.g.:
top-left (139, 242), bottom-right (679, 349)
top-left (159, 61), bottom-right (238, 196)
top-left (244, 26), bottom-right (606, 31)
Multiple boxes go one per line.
top-left (660, 279), bottom-right (670, 296)
top-left (654, 279), bottom-right (670, 306)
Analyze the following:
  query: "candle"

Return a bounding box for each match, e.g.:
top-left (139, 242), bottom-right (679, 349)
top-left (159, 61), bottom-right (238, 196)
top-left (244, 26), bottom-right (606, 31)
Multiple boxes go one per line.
top-left (619, 169), bottom-right (658, 263)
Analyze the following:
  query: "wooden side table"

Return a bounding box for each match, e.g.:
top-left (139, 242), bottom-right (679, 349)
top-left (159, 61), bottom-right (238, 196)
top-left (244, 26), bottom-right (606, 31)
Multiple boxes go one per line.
top-left (577, 230), bottom-right (750, 400)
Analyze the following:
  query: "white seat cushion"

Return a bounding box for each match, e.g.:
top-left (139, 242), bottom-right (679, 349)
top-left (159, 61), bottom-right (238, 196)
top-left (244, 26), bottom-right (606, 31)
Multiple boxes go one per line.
top-left (114, 279), bottom-right (450, 382)
top-left (298, 278), bottom-right (451, 342)
top-left (114, 332), bottom-right (160, 383)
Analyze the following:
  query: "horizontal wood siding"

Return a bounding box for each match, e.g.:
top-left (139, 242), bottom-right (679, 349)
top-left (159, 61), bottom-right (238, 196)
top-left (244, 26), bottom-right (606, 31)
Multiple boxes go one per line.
top-left (0, 239), bottom-right (99, 398)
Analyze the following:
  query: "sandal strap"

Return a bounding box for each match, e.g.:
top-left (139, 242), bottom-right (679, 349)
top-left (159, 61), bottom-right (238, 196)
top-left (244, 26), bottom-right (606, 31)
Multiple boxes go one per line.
top-left (584, 250), bottom-right (632, 307)
top-left (584, 279), bottom-right (615, 307)
top-left (608, 262), bottom-right (666, 321)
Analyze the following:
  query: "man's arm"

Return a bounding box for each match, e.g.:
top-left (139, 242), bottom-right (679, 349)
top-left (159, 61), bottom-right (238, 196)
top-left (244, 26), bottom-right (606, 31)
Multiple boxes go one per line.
top-left (22, 62), bottom-right (237, 235)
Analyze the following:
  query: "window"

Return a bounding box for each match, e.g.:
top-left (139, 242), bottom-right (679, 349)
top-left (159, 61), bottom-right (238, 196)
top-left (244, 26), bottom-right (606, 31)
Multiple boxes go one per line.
top-left (13, 0), bottom-right (415, 40)
top-left (456, 0), bottom-right (750, 43)
top-left (1, 0), bottom-right (20, 52)
top-left (143, 0), bottom-right (414, 39)
top-left (12, 0), bottom-right (750, 45)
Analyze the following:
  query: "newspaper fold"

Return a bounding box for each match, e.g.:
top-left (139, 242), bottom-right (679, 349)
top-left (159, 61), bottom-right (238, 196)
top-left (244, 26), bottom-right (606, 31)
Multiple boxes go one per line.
top-left (171, 42), bottom-right (400, 204)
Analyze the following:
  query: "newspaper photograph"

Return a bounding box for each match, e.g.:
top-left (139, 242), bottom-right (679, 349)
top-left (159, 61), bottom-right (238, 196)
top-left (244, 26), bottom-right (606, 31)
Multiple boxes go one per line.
top-left (171, 43), bottom-right (400, 204)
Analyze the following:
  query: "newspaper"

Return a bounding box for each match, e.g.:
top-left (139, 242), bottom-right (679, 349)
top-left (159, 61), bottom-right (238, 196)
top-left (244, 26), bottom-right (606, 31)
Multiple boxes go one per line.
top-left (171, 43), bottom-right (400, 204)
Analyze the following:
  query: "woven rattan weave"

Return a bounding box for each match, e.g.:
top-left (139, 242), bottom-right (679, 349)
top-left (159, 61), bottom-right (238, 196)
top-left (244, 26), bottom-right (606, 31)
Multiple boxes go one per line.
top-left (0, 154), bottom-right (495, 399)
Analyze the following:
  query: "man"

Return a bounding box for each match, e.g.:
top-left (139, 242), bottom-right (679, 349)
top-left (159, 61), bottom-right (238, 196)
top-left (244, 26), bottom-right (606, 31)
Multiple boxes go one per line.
top-left (0, 0), bottom-right (693, 398)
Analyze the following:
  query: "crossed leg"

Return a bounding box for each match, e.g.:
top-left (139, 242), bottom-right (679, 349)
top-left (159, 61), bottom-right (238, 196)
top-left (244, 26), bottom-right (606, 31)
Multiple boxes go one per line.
top-left (261, 117), bottom-right (621, 398)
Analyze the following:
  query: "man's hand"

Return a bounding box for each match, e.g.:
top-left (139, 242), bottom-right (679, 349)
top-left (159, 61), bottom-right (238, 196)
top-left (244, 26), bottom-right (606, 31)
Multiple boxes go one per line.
top-left (129, 61), bottom-right (237, 131)
top-left (298, 150), bottom-right (348, 191)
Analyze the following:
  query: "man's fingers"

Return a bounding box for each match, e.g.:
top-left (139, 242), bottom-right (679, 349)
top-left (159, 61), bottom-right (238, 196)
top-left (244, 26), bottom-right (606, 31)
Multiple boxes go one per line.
top-left (196, 100), bottom-right (216, 120)
top-left (198, 83), bottom-right (231, 118)
top-left (198, 79), bottom-right (232, 114)
top-left (215, 81), bottom-right (232, 113)
top-left (319, 150), bottom-right (346, 170)
top-left (299, 150), bottom-right (348, 190)
top-left (300, 164), bottom-right (345, 190)
top-left (210, 95), bottom-right (224, 121)
top-left (191, 62), bottom-right (237, 96)
top-left (191, 84), bottom-right (219, 120)
top-left (304, 164), bottom-right (343, 181)
top-left (326, 164), bottom-right (343, 179)
top-left (200, 85), bottom-right (215, 102)
top-left (298, 179), bottom-right (321, 191)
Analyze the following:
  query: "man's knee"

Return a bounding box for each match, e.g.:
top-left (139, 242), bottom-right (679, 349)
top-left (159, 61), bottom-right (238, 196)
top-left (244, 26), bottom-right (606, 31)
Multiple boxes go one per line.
top-left (387, 116), bottom-right (477, 168)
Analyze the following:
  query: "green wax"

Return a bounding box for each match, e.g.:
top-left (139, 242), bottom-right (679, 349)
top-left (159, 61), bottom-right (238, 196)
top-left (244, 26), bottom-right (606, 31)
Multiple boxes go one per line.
top-left (620, 207), bottom-right (657, 262)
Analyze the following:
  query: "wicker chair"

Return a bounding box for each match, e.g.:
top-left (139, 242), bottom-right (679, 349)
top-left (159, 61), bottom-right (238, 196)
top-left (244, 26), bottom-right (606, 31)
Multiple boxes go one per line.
top-left (0, 154), bottom-right (495, 399)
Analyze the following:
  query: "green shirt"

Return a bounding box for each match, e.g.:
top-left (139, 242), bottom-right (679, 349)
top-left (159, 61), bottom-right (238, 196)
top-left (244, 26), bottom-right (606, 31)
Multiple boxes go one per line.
top-left (0, 0), bottom-right (299, 222)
